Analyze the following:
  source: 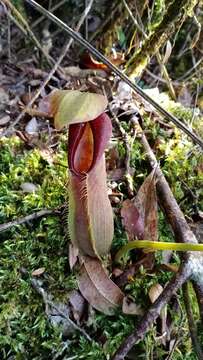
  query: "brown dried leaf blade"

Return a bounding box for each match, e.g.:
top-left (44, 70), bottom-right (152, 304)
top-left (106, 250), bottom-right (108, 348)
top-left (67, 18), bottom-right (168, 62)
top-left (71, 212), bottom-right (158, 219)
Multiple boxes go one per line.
top-left (78, 257), bottom-right (124, 315)
top-left (134, 169), bottom-right (158, 241)
top-left (121, 169), bottom-right (158, 241)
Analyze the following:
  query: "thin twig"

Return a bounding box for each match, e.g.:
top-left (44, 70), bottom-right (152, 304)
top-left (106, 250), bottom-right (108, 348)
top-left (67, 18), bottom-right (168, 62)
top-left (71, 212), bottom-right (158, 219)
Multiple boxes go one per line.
top-left (1, 0), bottom-right (94, 137)
top-left (0, 209), bottom-right (59, 233)
top-left (24, 0), bottom-right (203, 149)
top-left (183, 282), bottom-right (203, 360)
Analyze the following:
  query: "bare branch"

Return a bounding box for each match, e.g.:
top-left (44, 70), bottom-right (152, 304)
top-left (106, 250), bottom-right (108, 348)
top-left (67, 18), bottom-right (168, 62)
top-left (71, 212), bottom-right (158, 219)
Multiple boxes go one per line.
top-left (0, 209), bottom-right (59, 233)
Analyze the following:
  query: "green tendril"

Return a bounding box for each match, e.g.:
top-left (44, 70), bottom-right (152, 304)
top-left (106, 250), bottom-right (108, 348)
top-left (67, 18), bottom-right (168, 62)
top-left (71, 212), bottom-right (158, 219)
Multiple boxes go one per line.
top-left (115, 240), bottom-right (203, 262)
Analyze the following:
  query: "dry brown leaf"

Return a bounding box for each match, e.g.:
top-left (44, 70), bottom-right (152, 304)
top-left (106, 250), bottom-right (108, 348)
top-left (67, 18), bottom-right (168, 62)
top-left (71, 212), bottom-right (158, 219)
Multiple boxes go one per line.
top-left (149, 283), bottom-right (167, 345)
top-left (121, 199), bottom-right (144, 240)
top-left (121, 169), bottom-right (158, 242)
top-left (134, 169), bottom-right (158, 241)
top-left (78, 256), bottom-right (124, 315)
top-left (32, 267), bottom-right (45, 276)
top-left (69, 290), bottom-right (86, 323)
top-left (148, 283), bottom-right (163, 303)
top-left (0, 114), bottom-right (10, 125)
top-left (122, 296), bottom-right (144, 315)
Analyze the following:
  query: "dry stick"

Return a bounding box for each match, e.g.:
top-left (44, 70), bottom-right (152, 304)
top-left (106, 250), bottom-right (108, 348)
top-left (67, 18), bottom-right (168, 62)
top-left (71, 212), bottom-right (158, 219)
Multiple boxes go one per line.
top-left (183, 282), bottom-right (203, 360)
top-left (0, 209), bottom-right (59, 233)
top-left (112, 118), bottom-right (203, 359)
top-left (1, 0), bottom-right (94, 138)
top-left (24, 0), bottom-right (203, 149)
top-left (122, 0), bottom-right (176, 100)
top-left (1, 0), bottom-right (57, 69)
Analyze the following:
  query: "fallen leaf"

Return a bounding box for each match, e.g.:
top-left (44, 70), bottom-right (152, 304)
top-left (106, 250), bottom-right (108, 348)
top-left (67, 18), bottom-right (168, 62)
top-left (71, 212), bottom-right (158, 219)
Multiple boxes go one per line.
top-left (78, 256), bottom-right (124, 315)
top-left (148, 283), bottom-right (163, 303)
top-left (0, 114), bottom-right (10, 125)
top-left (32, 267), bottom-right (45, 276)
top-left (20, 182), bottom-right (38, 193)
top-left (121, 170), bottom-right (158, 242)
top-left (134, 169), bottom-right (158, 241)
top-left (121, 199), bottom-right (144, 240)
top-left (69, 290), bottom-right (86, 323)
top-left (122, 296), bottom-right (144, 315)
top-left (149, 283), bottom-right (167, 345)
top-left (25, 117), bottom-right (38, 134)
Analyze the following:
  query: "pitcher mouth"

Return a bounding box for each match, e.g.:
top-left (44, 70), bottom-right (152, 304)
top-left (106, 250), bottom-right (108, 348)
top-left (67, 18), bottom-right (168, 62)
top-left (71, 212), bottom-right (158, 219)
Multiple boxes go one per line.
top-left (68, 113), bottom-right (112, 177)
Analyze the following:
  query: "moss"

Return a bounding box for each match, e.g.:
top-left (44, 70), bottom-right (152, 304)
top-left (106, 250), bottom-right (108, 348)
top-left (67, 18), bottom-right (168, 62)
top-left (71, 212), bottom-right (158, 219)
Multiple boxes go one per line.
top-left (0, 136), bottom-right (73, 358)
top-left (126, 0), bottom-right (199, 76)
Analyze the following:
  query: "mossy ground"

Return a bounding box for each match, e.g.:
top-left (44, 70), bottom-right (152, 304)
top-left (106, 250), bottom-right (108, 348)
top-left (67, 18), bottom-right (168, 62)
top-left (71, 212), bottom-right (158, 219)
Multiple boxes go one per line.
top-left (0, 96), bottom-right (202, 359)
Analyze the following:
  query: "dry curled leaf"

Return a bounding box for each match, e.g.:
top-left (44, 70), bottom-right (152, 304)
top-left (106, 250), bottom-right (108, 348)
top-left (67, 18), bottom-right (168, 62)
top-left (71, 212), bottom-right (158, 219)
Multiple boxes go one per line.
top-left (78, 256), bottom-right (124, 315)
